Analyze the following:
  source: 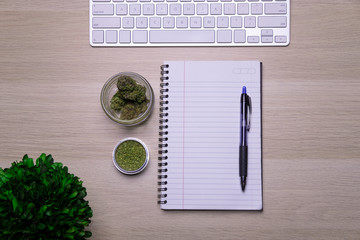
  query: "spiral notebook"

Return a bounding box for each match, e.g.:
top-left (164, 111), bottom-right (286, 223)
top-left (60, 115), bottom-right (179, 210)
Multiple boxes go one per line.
top-left (158, 61), bottom-right (262, 210)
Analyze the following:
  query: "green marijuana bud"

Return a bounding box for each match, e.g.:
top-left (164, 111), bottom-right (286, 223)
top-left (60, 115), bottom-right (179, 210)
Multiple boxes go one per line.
top-left (110, 75), bottom-right (149, 120)
top-left (110, 92), bottom-right (126, 111)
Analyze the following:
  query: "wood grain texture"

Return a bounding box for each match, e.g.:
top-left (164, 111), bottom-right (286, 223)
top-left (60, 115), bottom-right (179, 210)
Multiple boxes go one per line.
top-left (0, 0), bottom-right (360, 239)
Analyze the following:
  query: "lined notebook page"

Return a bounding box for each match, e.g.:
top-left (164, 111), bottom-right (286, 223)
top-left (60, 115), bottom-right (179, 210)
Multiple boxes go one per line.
top-left (160, 61), bottom-right (262, 210)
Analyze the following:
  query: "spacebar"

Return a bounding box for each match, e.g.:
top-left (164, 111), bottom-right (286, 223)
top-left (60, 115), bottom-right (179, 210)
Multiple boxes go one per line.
top-left (150, 30), bottom-right (215, 43)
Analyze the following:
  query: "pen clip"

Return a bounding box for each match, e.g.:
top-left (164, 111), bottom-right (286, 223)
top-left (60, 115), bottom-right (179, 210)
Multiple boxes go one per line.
top-left (246, 95), bottom-right (252, 131)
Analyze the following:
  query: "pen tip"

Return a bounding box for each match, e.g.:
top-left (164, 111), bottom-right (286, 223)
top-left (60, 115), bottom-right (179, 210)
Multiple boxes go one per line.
top-left (241, 176), bottom-right (246, 191)
top-left (242, 86), bottom-right (246, 94)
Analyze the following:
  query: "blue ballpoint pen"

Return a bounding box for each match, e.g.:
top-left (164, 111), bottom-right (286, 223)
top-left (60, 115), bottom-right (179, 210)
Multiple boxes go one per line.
top-left (240, 86), bottom-right (251, 191)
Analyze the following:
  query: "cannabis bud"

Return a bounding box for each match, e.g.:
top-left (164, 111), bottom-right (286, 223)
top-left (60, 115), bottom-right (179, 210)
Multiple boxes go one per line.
top-left (110, 75), bottom-right (149, 120)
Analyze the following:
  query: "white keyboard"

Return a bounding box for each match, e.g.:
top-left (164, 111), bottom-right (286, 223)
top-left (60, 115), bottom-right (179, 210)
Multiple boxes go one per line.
top-left (90, 0), bottom-right (290, 46)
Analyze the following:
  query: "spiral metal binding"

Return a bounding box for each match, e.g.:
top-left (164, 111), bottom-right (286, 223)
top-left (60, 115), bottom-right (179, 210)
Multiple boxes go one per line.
top-left (158, 64), bottom-right (169, 205)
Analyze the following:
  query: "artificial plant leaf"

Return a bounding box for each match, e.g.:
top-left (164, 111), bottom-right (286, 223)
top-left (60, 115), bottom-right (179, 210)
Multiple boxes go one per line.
top-left (12, 196), bottom-right (18, 212)
top-left (69, 191), bottom-right (78, 199)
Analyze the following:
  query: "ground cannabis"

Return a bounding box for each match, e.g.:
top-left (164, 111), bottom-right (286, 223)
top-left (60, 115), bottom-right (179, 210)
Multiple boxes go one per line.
top-left (110, 75), bottom-right (149, 120)
top-left (115, 140), bottom-right (146, 171)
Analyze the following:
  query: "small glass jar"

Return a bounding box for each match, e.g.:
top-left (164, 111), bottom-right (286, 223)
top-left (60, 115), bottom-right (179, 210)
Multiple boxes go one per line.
top-left (100, 72), bottom-right (154, 126)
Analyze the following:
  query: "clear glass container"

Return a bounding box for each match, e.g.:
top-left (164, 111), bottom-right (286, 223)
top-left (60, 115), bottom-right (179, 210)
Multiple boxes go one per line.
top-left (100, 72), bottom-right (154, 126)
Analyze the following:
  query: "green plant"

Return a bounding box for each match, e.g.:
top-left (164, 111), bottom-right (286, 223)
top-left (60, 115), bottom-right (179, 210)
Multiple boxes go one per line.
top-left (0, 154), bottom-right (93, 240)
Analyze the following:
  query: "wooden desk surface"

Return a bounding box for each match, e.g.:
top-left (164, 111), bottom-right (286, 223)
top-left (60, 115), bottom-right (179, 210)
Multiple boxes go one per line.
top-left (1, 1), bottom-right (359, 239)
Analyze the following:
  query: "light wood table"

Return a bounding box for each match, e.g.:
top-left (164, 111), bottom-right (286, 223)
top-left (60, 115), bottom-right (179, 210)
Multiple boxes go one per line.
top-left (1, 1), bottom-right (359, 239)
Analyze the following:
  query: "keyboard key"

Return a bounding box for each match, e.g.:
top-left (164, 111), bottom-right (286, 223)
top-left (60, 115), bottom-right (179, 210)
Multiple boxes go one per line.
top-left (143, 4), bottom-right (155, 15)
top-left (183, 3), bottom-right (195, 15)
top-left (150, 30), bottom-right (215, 43)
top-left (123, 17), bottom-right (134, 28)
top-left (190, 17), bottom-right (202, 28)
top-left (196, 3), bottom-right (208, 15)
top-left (237, 3), bottom-right (249, 15)
top-left (170, 4), bottom-right (181, 15)
top-left (116, 4), bottom-right (128, 15)
top-left (224, 3), bottom-right (236, 15)
top-left (234, 29), bottom-right (245, 43)
top-left (129, 4), bottom-right (141, 15)
top-left (106, 30), bottom-right (118, 43)
top-left (244, 16), bottom-right (256, 28)
top-left (119, 30), bottom-right (131, 43)
top-left (264, 3), bottom-right (287, 15)
top-left (203, 16), bottom-right (215, 28)
top-left (210, 3), bottom-right (222, 15)
top-left (230, 16), bottom-right (242, 28)
top-left (261, 36), bottom-right (272, 43)
top-left (275, 35), bottom-right (287, 43)
top-left (133, 30), bottom-right (148, 43)
top-left (157, 4), bottom-right (168, 15)
top-left (136, 17), bottom-right (148, 28)
top-left (176, 17), bottom-right (188, 28)
top-left (248, 36), bottom-right (259, 43)
top-left (92, 30), bottom-right (104, 43)
top-left (93, 17), bottom-right (121, 28)
top-left (217, 30), bottom-right (231, 43)
top-left (217, 16), bottom-right (229, 28)
top-left (258, 16), bottom-right (286, 27)
top-left (93, 4), bottom-right (114, 15)
top-left (150, 17), bottom-right (161, 28)
top-left (251, 3), bottom-right (262, 15)
top-left (163, 17), bottom-right (175, 28)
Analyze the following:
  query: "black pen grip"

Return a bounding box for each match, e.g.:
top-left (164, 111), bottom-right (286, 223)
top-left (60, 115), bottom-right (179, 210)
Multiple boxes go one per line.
top-left (239, 146), bottom-right (248, 177)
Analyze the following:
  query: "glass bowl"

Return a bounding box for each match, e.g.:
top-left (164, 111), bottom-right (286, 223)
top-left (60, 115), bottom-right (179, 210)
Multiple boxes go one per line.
top-left (112, 137), bottom-right (149, 175)
top-left (100, 72), bottom-right (154, 126)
